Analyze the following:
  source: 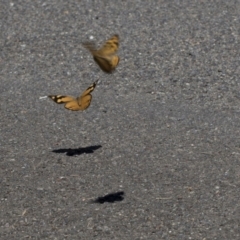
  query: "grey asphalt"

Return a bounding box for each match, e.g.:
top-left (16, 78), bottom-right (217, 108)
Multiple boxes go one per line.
top-left (1, 1), bottom-right (240, 239)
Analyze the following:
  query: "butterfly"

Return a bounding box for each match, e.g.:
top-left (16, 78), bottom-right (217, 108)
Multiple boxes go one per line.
top-left (83, 34), bottom-right (120, 73)
top-left (48, 81), bottom-right (98, 111)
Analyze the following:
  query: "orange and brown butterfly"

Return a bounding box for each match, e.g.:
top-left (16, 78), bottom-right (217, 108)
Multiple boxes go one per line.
top-left (83, 34), bottom-right (120, 73)
top-left (48, 80), bottom-right (98, 111)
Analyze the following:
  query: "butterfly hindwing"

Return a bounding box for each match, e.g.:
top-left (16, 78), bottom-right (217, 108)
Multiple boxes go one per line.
top-left (83, 34), bottom-right (120, 73)
top-left (77, 82), bottom-right (96, 110)
top-left (64, 99), bottom-right (83, 111)
top-left (93, 55), bottom-right (119, 73)
top-left (48, 81), bottom-right (97, 111)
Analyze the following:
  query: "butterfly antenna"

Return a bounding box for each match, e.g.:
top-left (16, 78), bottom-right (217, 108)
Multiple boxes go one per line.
top-left (95, 79), bottom-right (100, 85)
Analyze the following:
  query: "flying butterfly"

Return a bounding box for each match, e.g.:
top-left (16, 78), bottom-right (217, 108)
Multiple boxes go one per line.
top-left (83, 34), bottom-right (120, 73)
top-left (48, 81), bottom-right (98, 111)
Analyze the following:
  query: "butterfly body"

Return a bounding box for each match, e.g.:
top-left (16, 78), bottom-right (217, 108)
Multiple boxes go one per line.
top-left (48, 82), bottom-right (96, 111)
top-left (83, 34), bottom-right (120, 73)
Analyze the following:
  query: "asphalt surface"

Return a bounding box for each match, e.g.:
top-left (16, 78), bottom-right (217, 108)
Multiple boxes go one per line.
top-left (1, 1), bottom-right (240, 239)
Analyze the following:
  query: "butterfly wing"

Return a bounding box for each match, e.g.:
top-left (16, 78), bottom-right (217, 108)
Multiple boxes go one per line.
top-left (93, 55), bottom-right (120, 73)
top-left (48, 95), bottom-right (82, 111)
top-left (83, 34), bottom-right (120, 73)
top-left (97, 34), bottom-right (119, 56)
top-left (82, 42), bottom-right (97, 55)
top-left (77, 82), bottom-right (97, 110)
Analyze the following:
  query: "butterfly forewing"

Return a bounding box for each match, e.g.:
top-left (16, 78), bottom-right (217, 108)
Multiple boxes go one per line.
top-left (97, 34), bottom-right (119, 55)
top-left (48, 95), bottom-right (75, 104)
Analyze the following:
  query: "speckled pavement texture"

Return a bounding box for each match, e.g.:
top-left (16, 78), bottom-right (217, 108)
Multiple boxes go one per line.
top-left (1, 1), bottom-right (240, 239)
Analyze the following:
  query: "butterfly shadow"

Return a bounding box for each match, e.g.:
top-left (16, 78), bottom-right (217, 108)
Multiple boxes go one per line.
top-left (52, 145), bottom-right (102, 156)
top-left (90, 191), bottom-right (125, 204)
